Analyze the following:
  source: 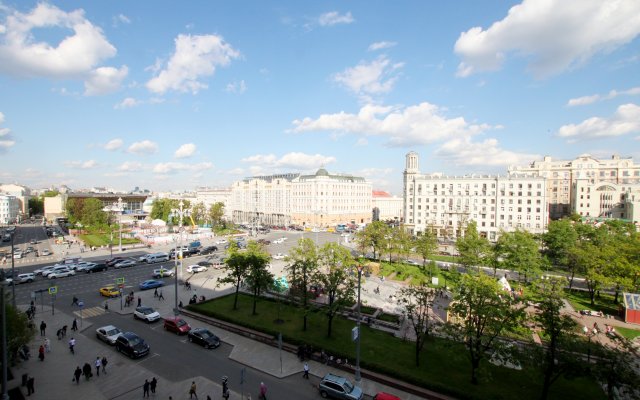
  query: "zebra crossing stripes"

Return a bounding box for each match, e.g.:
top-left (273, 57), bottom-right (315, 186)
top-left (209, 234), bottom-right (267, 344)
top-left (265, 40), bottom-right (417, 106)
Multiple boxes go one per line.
top-left (73, 306), bottom-right (106, 318)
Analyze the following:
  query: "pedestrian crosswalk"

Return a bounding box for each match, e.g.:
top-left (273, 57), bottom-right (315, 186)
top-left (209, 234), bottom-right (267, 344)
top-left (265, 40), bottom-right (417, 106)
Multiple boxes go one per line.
top-left (73, 306), bottom-right (107, 318)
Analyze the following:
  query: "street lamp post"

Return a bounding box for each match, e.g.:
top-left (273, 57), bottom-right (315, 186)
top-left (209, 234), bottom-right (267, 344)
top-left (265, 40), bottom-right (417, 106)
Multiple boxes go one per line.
top-left (355, 263), bottom-right (363, 383)
top-left (1, 272), bottom-right (8, 400)
top-left (10, 228), bottom-right (15, 309)
top-left (583, 325), bottom-right (596, 363)
top-left (117, 197), bottom-right (124, 252)
top-left (169, 200), bottom-right (190, 316)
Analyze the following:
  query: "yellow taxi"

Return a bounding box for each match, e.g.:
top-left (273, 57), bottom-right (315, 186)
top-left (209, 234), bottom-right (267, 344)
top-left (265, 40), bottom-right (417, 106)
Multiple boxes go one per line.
top-left (99, 286), bottom-right (121, 298)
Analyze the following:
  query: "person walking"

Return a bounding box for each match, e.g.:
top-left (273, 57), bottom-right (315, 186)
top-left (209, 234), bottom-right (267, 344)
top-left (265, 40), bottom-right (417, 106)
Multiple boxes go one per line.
top-left (143, 379), bottom-right (150, 398)
top-left (26, 376), bottom-right (34, 396)
top-left (71, 296), bottom-right (79, 306)
top-left (39, 321), bottom-right (46, 336)
top-left (73, 366), bottom-right (82, 384)
top-left (95, 357), bottom-right (101, 377)
top-left (303, 362), bottom-right (309, 379)
top-left (101, 356), bottom-right (108, 374)
top-left (137, 297), bottom-right (142, 307)
top-left (153, 288), bottom-right (158, 298)
top-left (150, 377), bottom-right (157, 394)
top-left (82, 362), bottom-right (92, 380)
top-left (71, 318), bottom-right (78, 331)
top-left (158, 290), bottom-right (165, 301)
top-left (44, 337), bottom-right (51, 353)
top-left (189, 381), bottom-right (198, 399)
top-left (38, 345), bottom-right (45, 361)
top-left (68, 337), bottom-right (76, 354)
top-left (259, 382), bottom-right (267, 400)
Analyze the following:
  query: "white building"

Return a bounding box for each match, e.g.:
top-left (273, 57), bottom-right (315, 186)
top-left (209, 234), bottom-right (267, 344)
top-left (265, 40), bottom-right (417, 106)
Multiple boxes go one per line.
top-left (508, 154), bottom-right (640, 220)
top-left (0, 195), bottom-right (20, 224)
top-left (0, 183), bottom-right (31, 218)
top-left (572, 179), bottom-right (640, 221)
top-left (195, 188), bottom-right (233, 219)
top-left (403, 152), bottom-right (548, 241)
top-left (372, 191), bottom-right (403, 222)
top-left (230, 168), bottom-right (372, 228)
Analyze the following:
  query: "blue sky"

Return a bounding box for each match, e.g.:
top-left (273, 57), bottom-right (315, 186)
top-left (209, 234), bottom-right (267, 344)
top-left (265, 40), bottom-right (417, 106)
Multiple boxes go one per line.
top-left (0, 1), bottom-right (639, 195)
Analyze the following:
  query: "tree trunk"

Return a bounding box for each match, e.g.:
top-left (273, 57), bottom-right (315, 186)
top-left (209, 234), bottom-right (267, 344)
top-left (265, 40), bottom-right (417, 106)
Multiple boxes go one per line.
top-left (327, 313), bottom-right (333, 338)
top-left (252, 287), bottom-right (258, 315)
top-left (569, 269), bottom-right (575, 289)
top-left (415, 334), bottom-right (421, 367)
top-left (233, 283), bottom-right (240, 310)
top-left (471, 357), bottom-right (480, 385)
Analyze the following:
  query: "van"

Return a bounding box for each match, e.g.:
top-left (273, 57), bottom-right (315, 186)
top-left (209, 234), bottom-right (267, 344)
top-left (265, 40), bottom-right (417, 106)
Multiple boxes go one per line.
top-left (146, 253), bottom-right (169, 263)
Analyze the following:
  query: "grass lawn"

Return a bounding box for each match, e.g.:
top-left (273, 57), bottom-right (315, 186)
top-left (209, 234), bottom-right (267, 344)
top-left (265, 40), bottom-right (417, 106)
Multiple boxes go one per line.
top-left (189, 293), bottom-right (604, 400)
top-left (563, 289), bottom-right (620, 316)
top-left (79, 233), bottom-right (141, 247)
top-left (615, 326), bottom-right (640, 340)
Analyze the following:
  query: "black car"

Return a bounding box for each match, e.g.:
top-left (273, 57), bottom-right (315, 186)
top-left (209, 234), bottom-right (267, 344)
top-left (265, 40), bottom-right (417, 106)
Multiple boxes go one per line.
top-left (197, 260), bottom-right (213, 267)
top-left (115, 332), bottom-right (150, 359)
top-left (85, 263), bottom-right (108, 273)
top-left (187, 328), bottom-right (221, 349)
top-left (199, 246), bottom-right (218, 255)
top-left (105, 257), bottom-right (126, 267)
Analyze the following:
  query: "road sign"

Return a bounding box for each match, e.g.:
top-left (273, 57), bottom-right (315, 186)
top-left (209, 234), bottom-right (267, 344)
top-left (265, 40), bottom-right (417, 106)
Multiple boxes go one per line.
top-left (351, 326), bottom-right (359, 341)
top-left (116, 277), bottom-right (125, 285)
top-left (48, 286), bottom-right (57, 295)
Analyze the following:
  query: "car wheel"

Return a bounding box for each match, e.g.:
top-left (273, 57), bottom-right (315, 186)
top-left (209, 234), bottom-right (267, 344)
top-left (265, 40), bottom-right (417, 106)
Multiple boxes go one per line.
top-left (27, 279), bottom-right (33, 283)
top-left (320, 390), bottom-right (329, 398)
top-left (133, 314), bottom-right (138, 320)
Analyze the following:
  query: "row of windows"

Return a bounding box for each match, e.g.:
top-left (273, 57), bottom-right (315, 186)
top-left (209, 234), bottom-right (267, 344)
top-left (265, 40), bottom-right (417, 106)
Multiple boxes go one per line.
top-left (410, 218), bottom-right (542, 230)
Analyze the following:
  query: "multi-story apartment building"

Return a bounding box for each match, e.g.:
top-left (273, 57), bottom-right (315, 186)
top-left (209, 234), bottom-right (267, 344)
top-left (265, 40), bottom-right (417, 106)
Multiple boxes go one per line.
top-left (0, 194), bottom-right (20, 224)
top-left (572, 179), bottom-right (640, 221)
top-left (403, 152), bottom-right (548, 241)
top-left (0, 183), bottom-right (31, 218)
top-left (230, 168), bottom-right (372, 228)
top-left (372, 191), bottom-right (403, 222)
top-left (195, 187), bottom-right (233, 220)
top-left (508, 154), bottom-right (640, 220)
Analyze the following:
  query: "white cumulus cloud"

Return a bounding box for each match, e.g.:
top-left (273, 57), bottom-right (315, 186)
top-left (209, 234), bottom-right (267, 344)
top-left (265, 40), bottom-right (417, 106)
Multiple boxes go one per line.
top-left (368, 41), bottom-right (397, 51)
top-left (225, 80), bottom-right (247, 94)
top-left (128, 140), bottom-right (158, 155)
top-left (153, 161), bottom-right (213, 174)
top-left (114, 97), bottom-right (140, 109)
top-left (567, 87), bottom-right (640, 106)
top-left (242, 152), bottom-right (336, 171)
top-left (104, 138), bottom-right (123, 151)
top-left (0, 112), bottom-right (16, 152)
top-left (290, 102), bottom-right (492, 147)
top-left (174, 143), bottom-right (196, 158)
top-left (0, 3), bottom-right (126, 92)
top-left (318, 11), bottom-right (354, 26)
top-left (557, 103), bottom-right (640, 140)
top-left (64, 159), bottom-right (99, 169)
top-left (435, 136), bottom-right (540, 167)
top-left (333, 56), bottom-right (403, 100)
top-left (117, 161), bottom-right (143, 172)
top-left (454, 0), bottom-right (640, 78)
top-left (84, 66), bottom-right (128, 95)
top-left (146, 34), bottom-right (240, 94)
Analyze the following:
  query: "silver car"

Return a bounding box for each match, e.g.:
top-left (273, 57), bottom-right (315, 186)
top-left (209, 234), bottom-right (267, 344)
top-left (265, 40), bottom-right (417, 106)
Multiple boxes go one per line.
top-left (48, 267), bottom-right (75, 279)
top-left (96, 325), bottom-right (124, 345)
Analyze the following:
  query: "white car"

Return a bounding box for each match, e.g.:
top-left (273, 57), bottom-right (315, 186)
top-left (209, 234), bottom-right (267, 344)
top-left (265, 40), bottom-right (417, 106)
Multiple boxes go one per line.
top-left (152, 267), bottom-right (175, 278)
top-left (48, 267), bottom-right (75, 279)
top-left (272, 238), bottom-right (284, 244)
top-left (134, 306), bottom-right (161, 322)
top-left (186, 264), bottom-right (207, 273)
top-left (70, 262), bottom-right (92, 271)
top-left (13, 251), bottom-right (23, 259)
top-left (272, 253), bottom-right (286, 260)
top-left (16, 273), bottom-right (35, 284)
top-left (41, 249), bottom-right (52, 256)
top-left (215, 238), bottom-right (228, 245)
top-left (34, 265), bottom-right (56, 276)
top-left (96, 325), bottom-right (124, 345)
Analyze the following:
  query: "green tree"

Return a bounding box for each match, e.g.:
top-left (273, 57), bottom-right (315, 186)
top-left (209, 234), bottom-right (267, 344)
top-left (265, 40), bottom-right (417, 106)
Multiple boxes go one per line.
top-left (445, 273), bottom-right (524, 384)
top-left (543, 219), bottom-right (578, 269)
top-left (218, 244), bottom-right (250, 310)
top-left (285, 237), bottom-right (319, 331)
top-left (589, 336), bottom-right (640, 400)
top-left (455, 221), bottom-right (491, 272)
top-left (151, 198), bottom-right (177, 222)
top-left (0, 279), bottom-right (35, 365)
top-left (28, 197), bottom-right (44, 215)
top-left (80, 198), bottom-right (108, 227)
top-left (191, 202), bottom-right (207, 226)
top-left (390, 224), bottom-right (413, 263)
top-left (397, 283), bottom-right (436, 367)
top-left (43, 190), bottom-right (59, 197)
top-left (243, 242), bottom-right (273, 315)
top-left (208, 202), bottom-right (225, 229)
top-left (315, 242), bottom-right (356, 337)
top-left (571, 241), bottom-right (610, 306)
top-left (414, 227), bottom-right (437, 278)
top-left (354, 221), bottom-right (390, 260)
top-left (495, 230), bottom-right (543, 283)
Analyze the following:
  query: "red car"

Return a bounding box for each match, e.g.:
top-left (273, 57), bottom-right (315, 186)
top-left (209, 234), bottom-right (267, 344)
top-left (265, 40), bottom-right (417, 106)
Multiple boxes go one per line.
top-left (163, 317), bottom-right (191, 335)
top-left (373, 393), bottom-right (401, 400)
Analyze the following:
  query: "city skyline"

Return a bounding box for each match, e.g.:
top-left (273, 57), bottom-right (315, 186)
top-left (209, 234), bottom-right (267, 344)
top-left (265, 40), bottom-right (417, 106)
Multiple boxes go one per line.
top-left (0, 1), bottom-right (639, 195)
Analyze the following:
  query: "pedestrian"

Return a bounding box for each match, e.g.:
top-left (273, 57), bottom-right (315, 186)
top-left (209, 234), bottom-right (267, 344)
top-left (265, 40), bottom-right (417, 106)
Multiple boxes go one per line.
top-left (56, 329), bottom-right (63, 340)
top-left (150, 377), bottom-right (157, 394)
top-left (26, 376), bottom-right (34, 396)
top-left (101, 356), bottom-right (108, 374)
top-left (143, 379), bottom-right (150, 398)
top-left (259, 382), bottom-right (267, 400)
top-left (303, 362), bottom-right (309, 379)
top-left (44, 337), bottom-right (51, 353)
top-left (158, 290), bottom-right (165, 301)
top-left (38, 345), bottom-right (45, 361)
top-left (71, 296), bottom-right (79, 306)
top-left (82, 362), bottom-right (92, 380)
top-left (62, 325), bottom-right (67, 337)
top-left (104, 302), bottom-right (109, 312)
top-left (68, 337), bottom-right (76, 354)
top-left (95, 356), bottom-right (101, 377)
top-left (137, 297), bottom-right (142, 307)
top-left (71, 318), bottom-right (78, 331)
top-left (189, 381), bottom-right (198, 399)
top-left (39, 321), bottom-right (46, 336)
top-left (154, 288), bottom-right (158, 298)
top-left (73, 366), bottom-right (82, 384)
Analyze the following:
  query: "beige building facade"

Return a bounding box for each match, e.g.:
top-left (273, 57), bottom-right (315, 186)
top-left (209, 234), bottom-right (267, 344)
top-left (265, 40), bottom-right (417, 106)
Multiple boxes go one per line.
top-left (403, 152), bottom-right (548, 242)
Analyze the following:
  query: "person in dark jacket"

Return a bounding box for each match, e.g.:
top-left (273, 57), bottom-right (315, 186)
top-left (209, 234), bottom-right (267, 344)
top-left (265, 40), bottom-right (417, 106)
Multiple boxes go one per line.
top-left (73, 366), bottom-right (82, 384)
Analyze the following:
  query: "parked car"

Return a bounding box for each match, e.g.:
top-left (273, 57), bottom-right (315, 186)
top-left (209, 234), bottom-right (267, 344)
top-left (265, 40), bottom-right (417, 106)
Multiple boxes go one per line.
top-left (40, 249), bottom-right (52, 256)
top-left (105, 257), bottom-right (126, 267)
top-left (199, 246), bottom-right (218, 255)
top-left (145, 253), bottom-right (169, 263)
top-left (186, 264), bottom-right (207, 273)
top-left (43, 265), bottom-right (72, 277)
top-left (187, 328), bottom-right (220, 349)
top-left (373, 393), bottom-right (401, 400)
top-left (115, 332), bottom-right (150, 359)
top-left (134, 306), bottom-right (161, 323)
top-left (403, 259), bottom-right (420, 266)
top-left (96, 325), bottom-right (124, 345)
top-left (85, 263), bottom-right (108, 273)
top-left (48, 267), bottom-right (75, 279)
top-left (272, 238), bottom-right (284, 244)
top-left (163, 317), bottom-right (191, 335)
top-left (13, 251), bottom-right (23, 259)
top-left (272, 253), bottom-right (286, 260)
top-left (113, 259), bottom-right (136, 269)
top-left (197, 260), bottom-right (213, 267)
top-left (99, 286), bottom-right (121, 298)
top-left (34, 265), bottom-right (56, 276)
top-left (318, 373), bottom-right (363, 400)
top-left (215, 238), bottom-right (228, 245)
top-left (152, 267), bottom-right (175, 278)
top-left (139, 280), bottom-right (164, 290)
top-left (72, 262), bottom-right (95, 272)
top-left (15, 273), bottom-right (35, 284)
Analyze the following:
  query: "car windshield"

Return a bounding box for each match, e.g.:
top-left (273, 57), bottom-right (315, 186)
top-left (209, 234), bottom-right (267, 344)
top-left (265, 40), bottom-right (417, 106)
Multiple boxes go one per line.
top-left (106, 328), bottom-right (121, 336)
top-left (343, 380), bottom-right (354, 393)
top-left (176, 320), bottom-right (187, 327)
top-left (141, 308), bottom-right (154, 315)
top-left (128, 336), bottom-right (142, 346)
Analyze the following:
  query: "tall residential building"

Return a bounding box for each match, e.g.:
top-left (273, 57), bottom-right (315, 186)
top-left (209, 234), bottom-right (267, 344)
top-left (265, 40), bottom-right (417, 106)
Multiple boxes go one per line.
top-left (195, 188), bottom-right (233, 219)
top-left (230, 168), bottom-right (372, 228)
top-left (403, 152), bottom-right (548, 241)
top-left (0, 183), bottom-right (31, 217)
top-left (0, 195), bottom-right (20, 224)
top-left (508, 154), bottom-right (640, 219)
